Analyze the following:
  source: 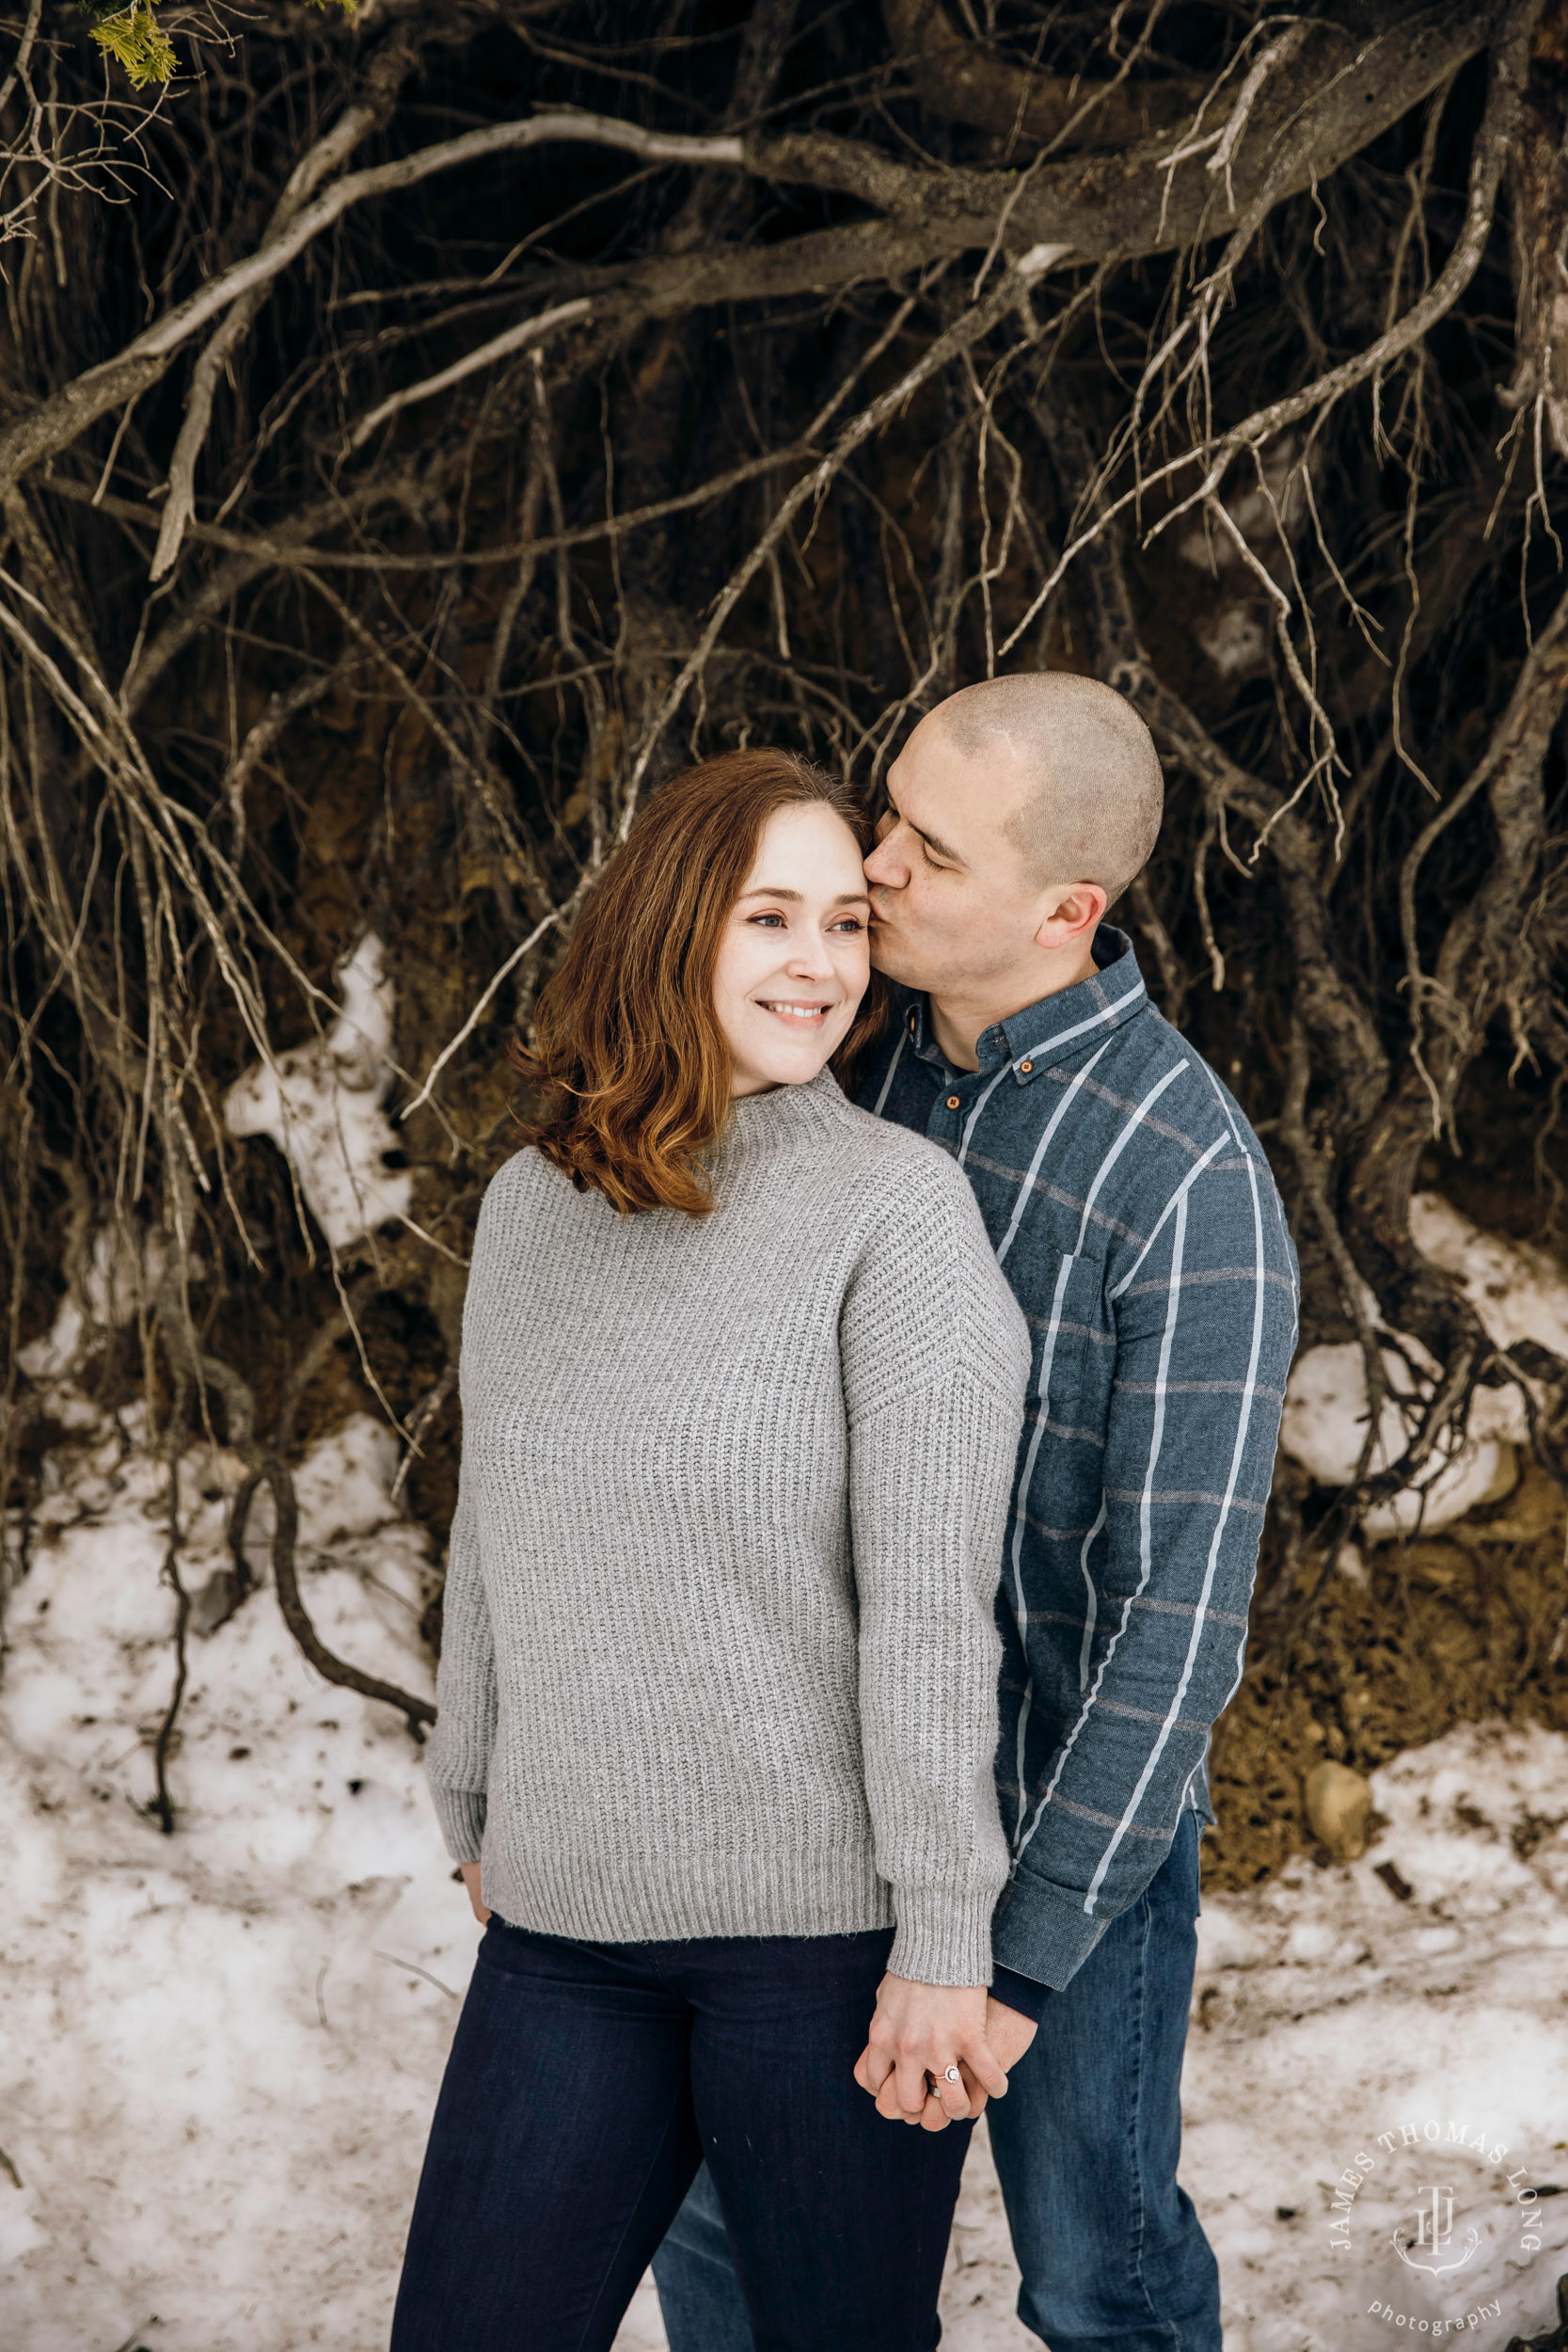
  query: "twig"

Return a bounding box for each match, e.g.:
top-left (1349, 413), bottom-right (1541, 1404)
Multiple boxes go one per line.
top-left (372, 1949), bottom-right (458, 1999)
top-left (390, 1363), bottom-right (459, 1507)
top-left (150, 100), bottom-right (386, 579)
top-left (151, 1420), bottom-right (191, 1836)
top-left (261, 1459), bottom-right (435, 1738)
top-left (347, 297), bottom-right (592, 451)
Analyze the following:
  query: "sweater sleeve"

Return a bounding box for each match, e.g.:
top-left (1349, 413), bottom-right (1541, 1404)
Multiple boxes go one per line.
top-left (842, 1154), bottom-right (1031, 1987)
top-left (422, 1199), bottom-right (499, 1864)
top-left (422, 1462), bottom-right (496, 1864)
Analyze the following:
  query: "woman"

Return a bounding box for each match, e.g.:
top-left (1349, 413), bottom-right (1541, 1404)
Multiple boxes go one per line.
top-left (391, 749), bottom-right (1032, 2352)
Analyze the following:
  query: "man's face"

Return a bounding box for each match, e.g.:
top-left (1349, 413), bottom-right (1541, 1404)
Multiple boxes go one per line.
top-left (863, 716), bottom-right (1048, 996)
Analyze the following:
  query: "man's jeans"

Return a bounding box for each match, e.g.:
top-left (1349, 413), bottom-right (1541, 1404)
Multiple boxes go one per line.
top-left (652, 1812), bottom-right (1220, 2352)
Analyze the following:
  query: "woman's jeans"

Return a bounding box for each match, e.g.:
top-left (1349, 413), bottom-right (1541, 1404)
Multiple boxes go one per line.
top-left (389, 1917), bottom-right (972, 2352)
top-left (653, 1812), bottom-right (1220, 2352)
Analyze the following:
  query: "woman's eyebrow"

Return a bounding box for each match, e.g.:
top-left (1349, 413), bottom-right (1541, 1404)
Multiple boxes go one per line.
top-left (736, 886), bottom-right (871, 906)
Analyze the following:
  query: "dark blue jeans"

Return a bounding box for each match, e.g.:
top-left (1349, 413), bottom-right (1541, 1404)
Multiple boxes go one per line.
top-left (390, 1917), bottom-right (972, 2352)
top-left (653, 1813), bottom-right (1219, 2352)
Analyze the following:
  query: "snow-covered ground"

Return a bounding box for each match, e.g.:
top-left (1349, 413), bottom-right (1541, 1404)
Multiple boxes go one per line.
top-left (1279, 1191), bottom-right (1568, 1537)
top-left (3, 1391), bottom-right (1567, 2351)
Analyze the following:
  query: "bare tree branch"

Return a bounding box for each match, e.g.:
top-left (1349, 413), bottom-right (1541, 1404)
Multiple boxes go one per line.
top-left (880, 0), bottom-right (1204, 151)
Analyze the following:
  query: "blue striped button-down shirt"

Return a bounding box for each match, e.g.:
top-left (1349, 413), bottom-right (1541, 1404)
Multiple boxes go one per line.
top-left (857, 926), bottom-right (1299, 1991)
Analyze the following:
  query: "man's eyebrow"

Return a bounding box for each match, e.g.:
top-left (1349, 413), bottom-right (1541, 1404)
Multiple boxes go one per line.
top-left (737, 885), bottom-right (872, 905)
top-left (916, 826), bottom-right (965, 866)
top-left (891, 807), bottom-right (965, 866)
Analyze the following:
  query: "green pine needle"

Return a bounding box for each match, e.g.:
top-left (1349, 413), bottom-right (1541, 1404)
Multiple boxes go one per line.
top-left (87, 2), bottom-right (179, 87)
top-left (80, 0), bottom-right (356, 89)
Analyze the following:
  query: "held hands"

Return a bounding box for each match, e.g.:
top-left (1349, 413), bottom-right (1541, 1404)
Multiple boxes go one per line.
top-left (853, 1976), bottom-right (1037, 2132)
top-left (454, 1877), bottom-right (1039, 2126)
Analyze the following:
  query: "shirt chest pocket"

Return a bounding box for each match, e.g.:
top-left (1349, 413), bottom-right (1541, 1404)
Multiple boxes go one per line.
top-left (1032, 1251), bottom-right (1113, 1440)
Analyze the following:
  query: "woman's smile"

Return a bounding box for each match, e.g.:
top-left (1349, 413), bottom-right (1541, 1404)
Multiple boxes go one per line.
top-left (755, 997), bottom-right (834, 1025)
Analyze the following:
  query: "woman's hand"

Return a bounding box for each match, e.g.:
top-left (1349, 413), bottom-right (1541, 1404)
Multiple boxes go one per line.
top-left (853, 1975), bottom-right (1007, 2131)
top-left (459, 1861), bottom-right (491, 1925)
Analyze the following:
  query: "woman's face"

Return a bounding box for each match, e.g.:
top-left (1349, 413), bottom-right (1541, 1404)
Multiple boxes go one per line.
top-left (713, 803), bottom-right (872, 1098)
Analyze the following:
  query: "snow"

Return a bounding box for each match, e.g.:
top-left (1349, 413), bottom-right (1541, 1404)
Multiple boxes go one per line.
top-left (1177, 437), bottom-right (1306, 682)
top-left (1185, 1720), bottom-right (1568, 2348)
top-left (0, 1393), bottom-right (450, 2351)
top-left (222, 932), bottom-right (412, 1250)
top-left (1196, 603), bottom-right (1271, 679)
top-left (4, 1392), bottom-right (1567, 2351)
top-left (1280, 1339), bottom-right (1524, 1536)
top-left (17, 1223), bottom-right (165, 1383)
top-left (1176, 437), bottom-right (1307, 574)
top-left (1279, 1194), bottom-right (1568, 1537)
top-left (1410, 1192), bottom-right (1568, 1361)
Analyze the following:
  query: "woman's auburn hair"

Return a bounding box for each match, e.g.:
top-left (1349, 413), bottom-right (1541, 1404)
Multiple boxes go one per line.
top-left (511, 748), bottom-right (888, 1216)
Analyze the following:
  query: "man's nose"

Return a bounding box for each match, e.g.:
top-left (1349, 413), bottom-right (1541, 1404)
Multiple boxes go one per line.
top-left (864, 824), bottom-right (905, 885)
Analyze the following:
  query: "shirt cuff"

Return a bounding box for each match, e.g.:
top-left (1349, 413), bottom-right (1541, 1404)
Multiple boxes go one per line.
top-left (429, 1784), bottom-right (487, 1865)
top-left (991, 1869), bottom-right (1110, 1993)
top-left (988, 1964), bottom-right (1049, 2026)
top-left (888, 1889), bottom-right (999, 1988)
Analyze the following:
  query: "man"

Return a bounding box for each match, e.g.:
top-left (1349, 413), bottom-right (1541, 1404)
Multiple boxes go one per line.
top-left (653, 673), bottom-right (1298, 2351)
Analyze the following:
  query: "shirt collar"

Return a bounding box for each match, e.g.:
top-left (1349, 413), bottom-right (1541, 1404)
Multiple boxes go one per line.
top-left (899, 925), bottom-right (1148, 1084)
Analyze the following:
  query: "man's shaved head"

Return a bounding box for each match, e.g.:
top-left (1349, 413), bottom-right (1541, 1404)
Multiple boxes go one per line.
top-left (933, 672), bottom-right (1164, 899)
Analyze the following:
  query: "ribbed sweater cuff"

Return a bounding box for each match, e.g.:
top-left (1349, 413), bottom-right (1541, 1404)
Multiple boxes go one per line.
top-left (888, 1891), bottom-right (998, 1989)
top-left (429, 1785), bottom-right (487, 1865)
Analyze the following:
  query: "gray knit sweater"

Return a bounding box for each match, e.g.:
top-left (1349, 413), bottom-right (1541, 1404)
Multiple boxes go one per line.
top-left (424, 1068), bottom-right (1031, 1988)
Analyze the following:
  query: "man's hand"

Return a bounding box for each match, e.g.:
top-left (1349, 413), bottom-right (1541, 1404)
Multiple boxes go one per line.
top-left (954, 1995), bottom-right (1038, 2121)
top-left (459, 1860), bottom-right (491, 1925)
top-left (853, 1975), bottom-right (1007, 2132)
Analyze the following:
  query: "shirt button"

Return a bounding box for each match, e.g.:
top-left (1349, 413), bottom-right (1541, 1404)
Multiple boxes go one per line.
top-left (1020, 1059), bottom-right (1034, 1074)
top-left (946, 1094), bottom-right (960, 1110)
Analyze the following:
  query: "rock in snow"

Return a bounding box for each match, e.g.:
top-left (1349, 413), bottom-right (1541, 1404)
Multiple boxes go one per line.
top-left (1305, 1759), bottom-right (1373, 1862)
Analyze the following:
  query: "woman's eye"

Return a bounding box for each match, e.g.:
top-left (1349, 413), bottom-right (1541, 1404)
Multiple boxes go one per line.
top-left (749, 913), bottom-right (787, 928)
top-left (830, 917), bottom-right (865, 934)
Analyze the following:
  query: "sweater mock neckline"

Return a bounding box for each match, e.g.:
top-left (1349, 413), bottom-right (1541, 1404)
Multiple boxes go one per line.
top-left (708, 1067), bottom-right (851, 1168)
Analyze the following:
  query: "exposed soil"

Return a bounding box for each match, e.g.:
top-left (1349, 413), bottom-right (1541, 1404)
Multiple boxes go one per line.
top-left (1206, 1461), bottom-right (1568, 1890)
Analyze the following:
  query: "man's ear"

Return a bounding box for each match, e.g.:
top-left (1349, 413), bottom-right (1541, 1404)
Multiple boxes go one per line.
top-left (1034, 881), bottom-right (1107, 951)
